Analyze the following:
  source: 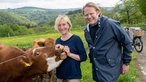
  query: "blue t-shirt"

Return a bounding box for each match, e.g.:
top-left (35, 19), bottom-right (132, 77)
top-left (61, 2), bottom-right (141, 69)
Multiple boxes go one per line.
top-left (56, 34), bottom-right (87, 79)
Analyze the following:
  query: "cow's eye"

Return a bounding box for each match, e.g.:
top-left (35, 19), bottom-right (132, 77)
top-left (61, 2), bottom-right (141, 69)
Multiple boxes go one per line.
top-left (36, 52), bottom-right (40, 55)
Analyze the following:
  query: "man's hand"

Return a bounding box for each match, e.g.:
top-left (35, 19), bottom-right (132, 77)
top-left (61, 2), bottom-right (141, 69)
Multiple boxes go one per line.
top-left (121, 64), bottom-right (129, 74)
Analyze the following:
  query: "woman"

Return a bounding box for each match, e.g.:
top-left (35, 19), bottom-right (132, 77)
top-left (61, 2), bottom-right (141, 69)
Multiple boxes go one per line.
top-left (54, 15), bottom-right (87, 82)
top-left (82, 2), bottom-right (132, 82)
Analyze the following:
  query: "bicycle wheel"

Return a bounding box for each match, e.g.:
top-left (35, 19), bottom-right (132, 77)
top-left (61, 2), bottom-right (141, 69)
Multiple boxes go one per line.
top-left (133, 37), bottom-right (143, 53)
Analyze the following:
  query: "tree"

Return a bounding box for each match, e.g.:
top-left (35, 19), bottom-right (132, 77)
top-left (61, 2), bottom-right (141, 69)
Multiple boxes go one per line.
top-left (114, 0), bottom-right (144, 24)
top-left (0, 24), bottom-right (14, 37)
top-left (136, 0), bottom-right (146, 18)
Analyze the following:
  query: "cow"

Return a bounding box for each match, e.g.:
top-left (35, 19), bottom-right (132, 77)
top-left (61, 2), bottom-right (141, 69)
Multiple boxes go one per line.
top-left (0, 40), bottom-right (67, 82)
top-left (29, 38), bottom-right (65, 82)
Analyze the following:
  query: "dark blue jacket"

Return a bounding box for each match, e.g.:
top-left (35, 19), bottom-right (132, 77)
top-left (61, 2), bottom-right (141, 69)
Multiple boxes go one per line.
top-left (56, 34), bottom-right (87, 79)
top-left (84, 16), bottom-right (132, 82)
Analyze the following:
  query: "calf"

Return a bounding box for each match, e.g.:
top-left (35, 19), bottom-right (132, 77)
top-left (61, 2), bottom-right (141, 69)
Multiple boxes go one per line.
top-left (30, 38), bottom-right (66, 82)
top-left (0, 41), bottom-right (67, 82)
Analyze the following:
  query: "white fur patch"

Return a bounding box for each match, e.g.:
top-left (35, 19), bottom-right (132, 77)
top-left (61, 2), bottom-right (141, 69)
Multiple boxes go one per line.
top-left (32, 47), bottom-right (45, 55)
top-left (46, 56), bottom-right (63, 72)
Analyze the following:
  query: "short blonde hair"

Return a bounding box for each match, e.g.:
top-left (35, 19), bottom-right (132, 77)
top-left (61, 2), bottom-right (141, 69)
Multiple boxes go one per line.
top-left (82, 2), bottom-right (101, 15)
top-left (54, 15), bottom-right (72, 32)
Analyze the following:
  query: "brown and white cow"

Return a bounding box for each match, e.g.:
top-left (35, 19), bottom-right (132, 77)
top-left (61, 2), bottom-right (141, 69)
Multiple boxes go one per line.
top-left (0, 39), bottom-right (67, 82)
top-left (29, 38), bottom-right (66, 82)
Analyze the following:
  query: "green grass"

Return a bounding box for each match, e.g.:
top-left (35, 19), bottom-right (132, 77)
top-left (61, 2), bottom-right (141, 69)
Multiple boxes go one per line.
top-left (0, 33), bottom-right (61, 48)
top-left (0, 30), bottom-right (139, 82)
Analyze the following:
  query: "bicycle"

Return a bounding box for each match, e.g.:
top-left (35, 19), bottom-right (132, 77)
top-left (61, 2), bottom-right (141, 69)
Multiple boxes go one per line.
top-left (125, 27), bottom-right (145, 53)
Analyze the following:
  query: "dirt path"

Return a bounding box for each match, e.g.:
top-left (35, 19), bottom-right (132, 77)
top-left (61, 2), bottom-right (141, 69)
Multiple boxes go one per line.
top-left (135, 32), bottom-right (146, 82)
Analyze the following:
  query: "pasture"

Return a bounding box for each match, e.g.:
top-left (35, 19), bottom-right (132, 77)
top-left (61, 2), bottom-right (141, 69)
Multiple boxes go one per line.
top-left (0, 30), bottom-right (139, 82)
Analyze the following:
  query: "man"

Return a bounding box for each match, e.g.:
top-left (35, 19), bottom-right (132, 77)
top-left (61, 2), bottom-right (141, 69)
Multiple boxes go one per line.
top-left (82, 2), bottom-right (132, 82)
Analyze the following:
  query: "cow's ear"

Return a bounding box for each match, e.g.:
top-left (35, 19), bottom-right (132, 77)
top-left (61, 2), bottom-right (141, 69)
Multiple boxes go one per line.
top-left (38, 42), bottom-right (45, 47)
top-left (19, 57), bottom-right (32, 67)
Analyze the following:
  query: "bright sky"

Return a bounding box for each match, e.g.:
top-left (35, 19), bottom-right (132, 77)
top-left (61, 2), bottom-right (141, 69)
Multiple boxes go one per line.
top-left (0, 0), bottom-right (121, 9)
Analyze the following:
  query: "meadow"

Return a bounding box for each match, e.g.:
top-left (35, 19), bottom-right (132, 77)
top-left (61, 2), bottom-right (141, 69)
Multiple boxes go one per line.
top-left (0, 30), bottom-right (139, 82)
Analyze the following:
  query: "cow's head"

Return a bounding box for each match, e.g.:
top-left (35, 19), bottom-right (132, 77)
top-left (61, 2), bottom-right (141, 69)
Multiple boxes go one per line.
top-left (31, 38), bottom-right (67, 59)
top-left (31, 44), bottom-right (67, 61)
top-left (32, 38), bottom-right (55, 49)
top-left (28, 38), bottom-right (67, 72)
top-left (32, 38), bottom-right (46, 48)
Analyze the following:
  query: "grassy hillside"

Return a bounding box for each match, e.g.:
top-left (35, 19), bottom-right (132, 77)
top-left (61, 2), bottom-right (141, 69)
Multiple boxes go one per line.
top-left (0, 7), bottom-right (75, 24)
top-left (0, 12), bottom-right (36, 27)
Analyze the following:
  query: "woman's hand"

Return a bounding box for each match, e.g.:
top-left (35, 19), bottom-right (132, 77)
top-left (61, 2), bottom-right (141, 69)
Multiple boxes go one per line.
top-left (63, 46), bottom-right (80, 61)
top-left (63, 46), bottom-right (70, 56)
